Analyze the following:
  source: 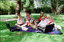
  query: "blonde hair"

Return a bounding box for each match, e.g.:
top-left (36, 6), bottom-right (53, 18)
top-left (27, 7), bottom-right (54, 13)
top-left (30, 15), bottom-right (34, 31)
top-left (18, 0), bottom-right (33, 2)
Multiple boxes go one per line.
top-left (47, 14), bottom-right (50, 18)
top-left (47, 14), bottom-right (50, 16)
top-left (51, 16), bottom-right (54, 19)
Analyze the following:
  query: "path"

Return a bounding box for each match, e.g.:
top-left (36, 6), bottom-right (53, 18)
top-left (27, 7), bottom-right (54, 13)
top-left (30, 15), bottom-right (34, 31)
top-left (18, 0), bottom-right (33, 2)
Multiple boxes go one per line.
top-left (0, 18), bottom-right (17, 21)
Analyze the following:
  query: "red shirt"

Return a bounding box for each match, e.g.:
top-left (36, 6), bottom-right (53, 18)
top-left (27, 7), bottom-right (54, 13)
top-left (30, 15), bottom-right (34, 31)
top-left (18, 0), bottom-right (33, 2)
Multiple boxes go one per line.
top-left (38, 16), bottom-right (45, 21)
top-left (48, 20), bottom-right (55, 24)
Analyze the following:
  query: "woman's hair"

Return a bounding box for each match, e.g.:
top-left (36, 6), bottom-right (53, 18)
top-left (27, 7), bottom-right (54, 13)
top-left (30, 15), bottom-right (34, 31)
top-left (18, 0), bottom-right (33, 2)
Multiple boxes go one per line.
top-left (40, 12), bottom-right (44, 14)
top-left (47, 14), bottom-right (50, 17)
top-left (25, 10), bottom-right (31, 14)
top-left (18, 15), bottom-right (22, 18)
top-left (40, 12), bottom-right (44, 17)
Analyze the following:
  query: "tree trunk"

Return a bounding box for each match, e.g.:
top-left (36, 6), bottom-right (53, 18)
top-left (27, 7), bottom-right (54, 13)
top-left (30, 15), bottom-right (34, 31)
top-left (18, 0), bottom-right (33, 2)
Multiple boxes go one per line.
top-left (50, 0), bottom-right (56, 14)
top-left (56, 5), bottom-right (64, 15)
top-left (21, 2), bottom-right (24, 10)
top-left (55, 0), bottom-right (64, 15)
top-left (15, 0), bottom-right (21, 17)
top-left (55, 0), bottom-right (60, 15)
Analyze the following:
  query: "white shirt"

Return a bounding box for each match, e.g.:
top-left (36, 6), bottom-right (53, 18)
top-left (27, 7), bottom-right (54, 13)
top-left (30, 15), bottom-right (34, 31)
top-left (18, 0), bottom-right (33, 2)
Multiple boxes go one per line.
top-left (45, 18), bottom-right (50, 22)
top-left (17, 18), bottom-right (24, 24)
top-left (25, 14), bottom-right (33, 20)
top-left (38, 20), bottom-right (48, 27)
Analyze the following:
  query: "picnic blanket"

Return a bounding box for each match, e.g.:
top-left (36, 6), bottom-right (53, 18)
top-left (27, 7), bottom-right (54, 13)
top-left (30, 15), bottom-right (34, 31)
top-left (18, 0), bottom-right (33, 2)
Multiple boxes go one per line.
top-left (12, 26), bottom-right (62, 34)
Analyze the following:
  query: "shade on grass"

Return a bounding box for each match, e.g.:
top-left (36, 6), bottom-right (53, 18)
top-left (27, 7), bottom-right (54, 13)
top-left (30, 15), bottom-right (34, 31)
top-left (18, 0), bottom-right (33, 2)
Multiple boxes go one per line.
top-left (0, 14), bottom-right (64, 42)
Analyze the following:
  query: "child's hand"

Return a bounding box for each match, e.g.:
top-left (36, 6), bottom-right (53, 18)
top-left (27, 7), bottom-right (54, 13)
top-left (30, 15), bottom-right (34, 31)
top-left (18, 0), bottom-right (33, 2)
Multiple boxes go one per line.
top-left (36, 28), bottom-right (37, 30)
top-left (35, 19), bottom-right (38, 22)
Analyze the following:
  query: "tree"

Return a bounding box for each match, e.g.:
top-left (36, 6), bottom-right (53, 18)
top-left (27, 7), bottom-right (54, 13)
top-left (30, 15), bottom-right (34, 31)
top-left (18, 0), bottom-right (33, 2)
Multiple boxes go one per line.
top-left (56, 0), bottom-right (64, 15)
top-left (15, 0), bottom-right (34, 17)
top-left (50, 0), bottom-right (64, 15)
top-left (50, 0), bottom-right (56, 14)
top-left (15, 0), bottom-right (21, 17)
top-left (0, 0), bottom-right (16, 15)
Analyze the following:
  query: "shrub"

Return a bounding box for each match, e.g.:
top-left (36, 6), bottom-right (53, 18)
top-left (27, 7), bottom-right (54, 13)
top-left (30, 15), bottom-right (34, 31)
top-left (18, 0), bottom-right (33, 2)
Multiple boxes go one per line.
top-left (0, 8), bottom-right (8, 15)
top-left (34, 7), bottom-right (52, 13)
top-left (0, 1), bottom-right (16, 15)
top-left (10, 3), bottom-right (16, 14)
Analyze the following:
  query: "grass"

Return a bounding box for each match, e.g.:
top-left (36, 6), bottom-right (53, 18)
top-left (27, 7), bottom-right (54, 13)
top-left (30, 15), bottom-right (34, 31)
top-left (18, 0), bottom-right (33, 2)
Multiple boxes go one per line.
top-left (0, 13), bottom-right (64, 42)
top-left (0, 13), bottom-right (40, 19)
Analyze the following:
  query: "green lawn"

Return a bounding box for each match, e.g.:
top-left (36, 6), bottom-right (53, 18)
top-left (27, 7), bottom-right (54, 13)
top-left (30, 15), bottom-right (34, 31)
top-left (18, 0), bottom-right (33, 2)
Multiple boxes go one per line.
top-left (0, 13), bottom-right (40, 19)
top-left (0, 13), bottom-right (64, 42)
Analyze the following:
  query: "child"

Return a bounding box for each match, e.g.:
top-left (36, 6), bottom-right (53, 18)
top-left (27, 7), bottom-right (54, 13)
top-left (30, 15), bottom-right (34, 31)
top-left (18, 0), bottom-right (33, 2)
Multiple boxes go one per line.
top-left (21, 20), bottom-right (30, 27)
top-left (38, 12), bottom-right (45, 22)
top-left (38, 17), bottom-right (48, 32)
top-left (38, 17), bottom-right (48, 28)
top-left (47, 16), bottom-right (56, 30)
top-left (45, 14), bottom-right (50, 22)
top-left (48, 16), bottom-right (55, 24)
top-left (48, 16), bottom-right (62, 30)
top-left (15, 15), bottom-right (24, 26)
top-left (16, 20), bottom-right (29, 31)
top-left (29, 19), bottom-right (38, 30)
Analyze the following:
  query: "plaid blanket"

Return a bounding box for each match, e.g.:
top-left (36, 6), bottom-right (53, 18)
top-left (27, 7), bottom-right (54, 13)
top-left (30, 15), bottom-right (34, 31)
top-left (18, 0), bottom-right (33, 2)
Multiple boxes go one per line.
top-left (12, 26), bottom-right (62, 34)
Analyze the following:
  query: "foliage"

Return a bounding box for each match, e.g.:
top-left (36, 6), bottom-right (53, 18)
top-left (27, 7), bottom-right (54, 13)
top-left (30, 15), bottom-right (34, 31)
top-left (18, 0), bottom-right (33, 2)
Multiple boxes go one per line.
top-left (50, 0), bottom-right (64, 14)
top-left (10, 2), bottom-right (17, 14)
top-left (0, 0), bottom-right (64, 15)
top-left (34, 7), bottom-right (52, 13)
top-left (23, 0), bottom-right (30, 8)
top-left (0, 1), bottom-right (17, 15)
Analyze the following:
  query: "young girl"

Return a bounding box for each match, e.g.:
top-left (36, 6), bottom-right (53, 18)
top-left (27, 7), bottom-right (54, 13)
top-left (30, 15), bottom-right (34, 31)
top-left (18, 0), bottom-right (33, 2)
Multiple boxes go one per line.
top-left (29, 19), bottom-right (38, 30)
top-left (48, 16), bottom-right (62, 30)
top-left (38, 12), bottom-right (45, 22)
top-left (15, 15), bottom-right (24, 26)
top-left (48, 16), bottom-right (55, 24)
top-left (45, 14), bottom-right (50, 22)
top-left (16, 20), bottom-right (29, 31)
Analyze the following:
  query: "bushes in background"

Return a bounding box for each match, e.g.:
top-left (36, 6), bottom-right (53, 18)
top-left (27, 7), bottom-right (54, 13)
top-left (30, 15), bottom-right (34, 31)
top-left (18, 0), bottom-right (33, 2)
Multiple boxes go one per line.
top-left (0, 1), bottom-right (64, 15)
top-left (34, 7), bottom-right (52, 13)
top-left (0, 8), bottom-right (8, 15)
top-left (0, 1), bottom-right (16, 15)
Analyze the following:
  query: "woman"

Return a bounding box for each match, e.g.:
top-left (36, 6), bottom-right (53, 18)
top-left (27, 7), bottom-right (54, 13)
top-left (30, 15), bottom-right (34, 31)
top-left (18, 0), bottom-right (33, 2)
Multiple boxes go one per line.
top-left (25, 10), bottom-right (33, 22)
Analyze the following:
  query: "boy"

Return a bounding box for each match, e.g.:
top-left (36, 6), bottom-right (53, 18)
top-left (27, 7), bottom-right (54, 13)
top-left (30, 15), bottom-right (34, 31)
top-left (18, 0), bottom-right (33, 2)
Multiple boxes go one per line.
top-left (38, 17), bottom-right (48, 32)
top-left (38, 12), bottom-right (45, 22)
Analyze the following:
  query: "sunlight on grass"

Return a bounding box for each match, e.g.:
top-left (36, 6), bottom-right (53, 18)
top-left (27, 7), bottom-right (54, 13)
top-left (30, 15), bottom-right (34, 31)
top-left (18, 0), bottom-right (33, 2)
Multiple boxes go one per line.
top-left (19, 33), bottom-right (64, 42)
top-left (0, 14), bottom-right (64, 42)
top-left (1, 29), bottom-right (9, 33)
top-left (0, 13), bottom-right (40, 19)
